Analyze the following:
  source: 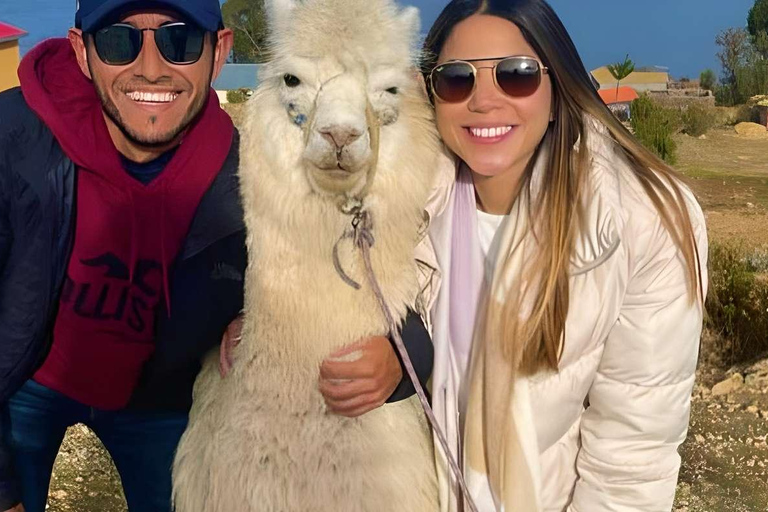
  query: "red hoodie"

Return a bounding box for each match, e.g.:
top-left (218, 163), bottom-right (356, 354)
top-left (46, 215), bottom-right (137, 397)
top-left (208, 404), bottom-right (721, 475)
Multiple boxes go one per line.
top-left (19, 39), bottom-right (234, 410)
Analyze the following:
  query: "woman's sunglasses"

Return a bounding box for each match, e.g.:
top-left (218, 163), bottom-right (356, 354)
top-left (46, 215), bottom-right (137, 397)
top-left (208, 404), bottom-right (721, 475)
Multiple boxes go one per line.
top-left (428, 56), bottom-right (549, 103)
top-left (93, 22), bottom-right (207, 66)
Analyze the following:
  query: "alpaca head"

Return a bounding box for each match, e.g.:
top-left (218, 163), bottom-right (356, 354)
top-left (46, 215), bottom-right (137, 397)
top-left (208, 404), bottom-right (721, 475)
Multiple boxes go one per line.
top-left (257, 0), bottom-right (423, 198)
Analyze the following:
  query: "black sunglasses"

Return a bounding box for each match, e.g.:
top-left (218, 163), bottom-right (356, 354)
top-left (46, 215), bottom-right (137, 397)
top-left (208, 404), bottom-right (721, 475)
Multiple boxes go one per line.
top-left (428, 56), bottom-right (549, 103)
top-left (93, 22), bottom-right (207, 66)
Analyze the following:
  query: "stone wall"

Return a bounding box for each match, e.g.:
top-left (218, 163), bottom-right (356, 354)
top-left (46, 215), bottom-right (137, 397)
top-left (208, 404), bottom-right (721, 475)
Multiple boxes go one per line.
top-left (648, 92), bottom-right (716, 109)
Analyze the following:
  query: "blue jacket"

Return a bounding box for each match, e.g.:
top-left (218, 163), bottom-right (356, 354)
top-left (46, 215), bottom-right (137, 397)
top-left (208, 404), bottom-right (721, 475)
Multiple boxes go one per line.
top-left (0, 88), bottom-right (433, 509)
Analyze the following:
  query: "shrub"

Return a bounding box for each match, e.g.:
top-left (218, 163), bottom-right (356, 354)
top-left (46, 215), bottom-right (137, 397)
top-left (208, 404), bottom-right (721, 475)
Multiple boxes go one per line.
top-left (736, 104), bottom-right (759, 124)
top-left (630, 95), bottom-right (680, 164)
top-left (715, 84), bottom-right (738, 107)
top-left (700, 69), bottom-right (717, 91)
top-left (706, 242), bottom-right (768, 365)
top-left (713, 106), bottom-right (740, 126)
top-left (226, 88), bottom-right (253, 104)
top-left (682, 104), bottom-right (716, 136)
top-left (715, 62), bottom-right (768, 106)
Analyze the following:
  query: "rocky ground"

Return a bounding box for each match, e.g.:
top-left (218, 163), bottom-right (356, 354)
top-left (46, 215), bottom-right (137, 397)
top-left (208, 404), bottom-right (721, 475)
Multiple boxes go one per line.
top-left (673, 335), bottom-right (768, 511)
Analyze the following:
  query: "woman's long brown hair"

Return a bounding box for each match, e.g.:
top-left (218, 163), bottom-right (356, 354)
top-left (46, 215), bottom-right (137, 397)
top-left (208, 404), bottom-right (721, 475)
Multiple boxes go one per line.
top-left (422, 0), bottom-right (703, 374)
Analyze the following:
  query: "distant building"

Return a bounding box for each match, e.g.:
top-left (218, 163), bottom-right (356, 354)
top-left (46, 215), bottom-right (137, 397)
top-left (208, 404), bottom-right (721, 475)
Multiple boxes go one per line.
top-left (590, 65), bottom-right (669, 93)
top-left (213, 64), bottom-right (259, 103)
top-left (598, 86), bottom-right (639, 121)
top-left (598, 85), bottom-right (640, 105)
top-left (0, 21), bottom-right (26, 93)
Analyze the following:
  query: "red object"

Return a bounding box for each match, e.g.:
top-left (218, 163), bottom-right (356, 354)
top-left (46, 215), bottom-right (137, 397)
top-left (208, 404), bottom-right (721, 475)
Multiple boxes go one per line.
top-left (19, 39), bottom-right (234, 410)
top-left (598, 86), bottom-right (640, 105)
top-left (0, 21), bottom-right (26, 44)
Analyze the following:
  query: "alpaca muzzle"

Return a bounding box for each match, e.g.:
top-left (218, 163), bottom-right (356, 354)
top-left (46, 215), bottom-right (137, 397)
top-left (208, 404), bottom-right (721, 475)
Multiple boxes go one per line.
top-left (303, 100), bottom-right (381, 198)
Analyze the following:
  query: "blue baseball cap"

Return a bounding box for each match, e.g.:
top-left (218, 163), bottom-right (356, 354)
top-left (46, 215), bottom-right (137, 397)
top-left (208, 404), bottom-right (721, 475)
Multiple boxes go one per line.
top-left (76, 0), bottom-right (224, 33)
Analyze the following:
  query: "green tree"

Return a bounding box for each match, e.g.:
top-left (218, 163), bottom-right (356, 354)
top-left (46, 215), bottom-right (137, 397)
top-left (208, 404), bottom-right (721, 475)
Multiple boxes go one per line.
top-left (222, 0), bottom-right (269, 63)
top-left (700, 69), bottom-right (716, 91)
top-left (748, 0), bottom-right (768, 56)
top-left (716, 28), bottom-right (751, 87)
top-left (715, 28), bottom-right (753, 104)
top-left (715, 26), bottom-right (768, 105)
top-left (606, 54), bottom-right (635, 100)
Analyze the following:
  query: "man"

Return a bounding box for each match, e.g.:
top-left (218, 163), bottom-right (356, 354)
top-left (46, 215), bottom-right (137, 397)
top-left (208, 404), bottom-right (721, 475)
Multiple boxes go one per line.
top-left (0, 1), bottom-right (433, 511)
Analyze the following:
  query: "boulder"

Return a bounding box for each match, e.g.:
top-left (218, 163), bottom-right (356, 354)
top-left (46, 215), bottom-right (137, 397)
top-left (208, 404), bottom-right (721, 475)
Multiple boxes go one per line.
top-left (734, 122), bottom-right (768, 138)
top-left (711, 373), bottom-right (744, 396)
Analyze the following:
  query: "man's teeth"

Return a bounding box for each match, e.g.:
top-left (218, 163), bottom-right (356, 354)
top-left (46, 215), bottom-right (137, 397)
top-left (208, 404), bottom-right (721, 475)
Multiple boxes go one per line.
top-left (126, 91), bottom-right (179, 103)
top-left (469, 126), bottom-right (513, 138)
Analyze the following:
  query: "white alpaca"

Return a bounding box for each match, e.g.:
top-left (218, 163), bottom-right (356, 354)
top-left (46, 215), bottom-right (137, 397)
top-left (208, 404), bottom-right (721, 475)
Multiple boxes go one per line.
top-left (172, 0), bottom-right (441, 510)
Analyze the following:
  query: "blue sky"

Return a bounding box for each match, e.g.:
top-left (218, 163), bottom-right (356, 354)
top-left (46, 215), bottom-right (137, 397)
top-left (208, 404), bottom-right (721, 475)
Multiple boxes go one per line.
top-left (0, 0), bottom-right (757, 79)
top-left (404, 0), bottom-right (756, 79)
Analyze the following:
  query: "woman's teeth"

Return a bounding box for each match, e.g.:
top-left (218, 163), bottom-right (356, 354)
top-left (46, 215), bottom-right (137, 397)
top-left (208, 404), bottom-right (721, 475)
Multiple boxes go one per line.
top-left (469, 126), bottom-right (513, 138)
top-left (126, 91), bottom-right (179, 103)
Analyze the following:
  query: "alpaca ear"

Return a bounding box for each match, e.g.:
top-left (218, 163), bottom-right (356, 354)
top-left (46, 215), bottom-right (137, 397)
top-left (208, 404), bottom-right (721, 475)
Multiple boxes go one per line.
top-left (266, 0), bottom-right (300, 28)
top-left (398, 6), bottom-right (421, 46)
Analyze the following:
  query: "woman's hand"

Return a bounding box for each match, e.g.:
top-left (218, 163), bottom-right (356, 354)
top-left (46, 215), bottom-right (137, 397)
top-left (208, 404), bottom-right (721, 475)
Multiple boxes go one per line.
top-left (319, 336), bottom-right (402, 417)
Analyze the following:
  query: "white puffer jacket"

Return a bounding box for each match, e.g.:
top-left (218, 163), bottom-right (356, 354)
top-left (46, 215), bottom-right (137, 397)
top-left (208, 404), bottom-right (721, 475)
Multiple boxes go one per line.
top-left (414, 127), bottom-right (709, 512)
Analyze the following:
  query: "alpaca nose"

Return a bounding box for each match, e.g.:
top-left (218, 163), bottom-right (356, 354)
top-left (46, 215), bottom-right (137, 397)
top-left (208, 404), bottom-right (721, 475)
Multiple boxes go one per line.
top-left (320, 126), bottom-right (363, 151)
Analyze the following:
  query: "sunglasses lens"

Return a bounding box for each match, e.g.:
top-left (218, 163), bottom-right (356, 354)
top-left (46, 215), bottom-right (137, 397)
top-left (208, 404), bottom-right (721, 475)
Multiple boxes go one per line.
top-left (94, 25), bottom-right (142, 65)
top-left (155, 23), bottom-right (205, 64)
top-left (432, 62), bottom-right (475, 102)
top-left (496, 58), bottom-right (542, 97)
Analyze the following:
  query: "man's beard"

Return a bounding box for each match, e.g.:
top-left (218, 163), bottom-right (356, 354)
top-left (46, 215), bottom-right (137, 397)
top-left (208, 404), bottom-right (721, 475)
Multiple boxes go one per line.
top-left (94, 81), bottom-right (208, 149)
top-left (89, 57), bottom-right (215, 149)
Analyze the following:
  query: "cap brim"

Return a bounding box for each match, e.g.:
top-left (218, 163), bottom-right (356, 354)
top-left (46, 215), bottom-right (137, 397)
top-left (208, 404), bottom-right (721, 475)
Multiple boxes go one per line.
top-left (81, 0), bottom-right (221, 33)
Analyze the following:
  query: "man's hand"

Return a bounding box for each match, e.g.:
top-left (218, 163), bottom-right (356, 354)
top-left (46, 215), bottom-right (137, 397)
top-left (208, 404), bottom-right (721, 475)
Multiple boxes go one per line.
top-left (319, 336), bottom-right (402, 418)
top-left (3, 504), bottom-right (24, 512)
top-left (219, 314), bottom-right (244, 377)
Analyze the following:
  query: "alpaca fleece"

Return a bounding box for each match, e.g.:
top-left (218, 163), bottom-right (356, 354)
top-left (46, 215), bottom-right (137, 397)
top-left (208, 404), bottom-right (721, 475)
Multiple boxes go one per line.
top-left (172, 1), bottom-right (442, 510)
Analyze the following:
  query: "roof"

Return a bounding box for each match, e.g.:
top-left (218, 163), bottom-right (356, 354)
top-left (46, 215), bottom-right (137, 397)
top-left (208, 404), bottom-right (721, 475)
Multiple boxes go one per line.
top-left (0, 22), bottom-right (27, 45)
top-left (213, 64), bottom-right (259, 91)
top-left (591, 66), bottom-right (669, 86)
top-left (598, 86), bottom-right (640, 105)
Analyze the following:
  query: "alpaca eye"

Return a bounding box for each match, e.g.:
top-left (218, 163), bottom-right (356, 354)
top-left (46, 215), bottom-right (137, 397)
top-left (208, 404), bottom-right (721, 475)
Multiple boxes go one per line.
top-left (386, 87), bottom-right (399, 95)
top-left (284, 74), bottom-right (301, 88)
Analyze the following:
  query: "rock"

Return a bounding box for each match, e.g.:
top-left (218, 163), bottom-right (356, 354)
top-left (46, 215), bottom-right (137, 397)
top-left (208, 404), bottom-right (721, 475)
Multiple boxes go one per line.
top-left (712, 373), bottom-right (744, 396)
top-left (698, 134), bottom-right (707, 140)
top-left (747, 202), bottom-right (756, 209)
top-left (745, 372), bottom-right (768, 389)
top-left (695, 434), bottom-right (706, 444)
top-left (734, 122), bottom-right (768, 138)
top-left (747, 405), bottom-right (759, 414)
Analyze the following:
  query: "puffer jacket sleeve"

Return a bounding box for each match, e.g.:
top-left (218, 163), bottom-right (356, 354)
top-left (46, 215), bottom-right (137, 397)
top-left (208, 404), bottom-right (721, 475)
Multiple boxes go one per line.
top-left (568, 191), bottom-right (708, 512)
top-left (0, 164), bottom-right (10, 273)
top-left (0, 166), bottom-right (21, 512)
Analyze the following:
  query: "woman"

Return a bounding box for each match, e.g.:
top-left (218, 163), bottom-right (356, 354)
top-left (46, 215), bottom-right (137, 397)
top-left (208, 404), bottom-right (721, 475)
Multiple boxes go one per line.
top-left (419, 1), bottom-right (708, 511)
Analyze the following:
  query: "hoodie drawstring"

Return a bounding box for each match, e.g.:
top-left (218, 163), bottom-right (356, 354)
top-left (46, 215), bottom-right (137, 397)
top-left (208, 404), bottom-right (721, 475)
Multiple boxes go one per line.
top-left (128, 188), bottom-right (138, 285)
top-left (161, 184), bottom-right (171, 316)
